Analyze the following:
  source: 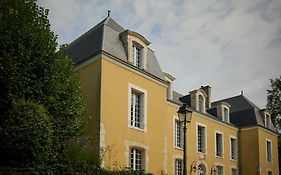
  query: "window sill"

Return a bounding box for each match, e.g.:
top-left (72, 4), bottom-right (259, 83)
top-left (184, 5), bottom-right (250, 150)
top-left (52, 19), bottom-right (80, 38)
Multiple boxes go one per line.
top-left (230, 158), bottom-right (238, 162)
top-left (174, 146), bottom-right (183, 150)
top-left (129, 126), bottom-right (146, 133)
top-left (216, 155), bottom-right (224, 159)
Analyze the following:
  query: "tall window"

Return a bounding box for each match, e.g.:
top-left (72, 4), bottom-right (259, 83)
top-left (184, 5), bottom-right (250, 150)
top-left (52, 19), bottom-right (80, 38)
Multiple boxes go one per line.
top-left (231, 168), bottom-right (238, 175)
top-left (265, 114), bottom-right (271, 128)
top-left (133, 44), bottom-right (141, 68)
top-left (223, 107), bottom-right (229, 123)
top-left (198, 95), bottom-right (205, 113)
top-left (175, 120), bottom-right (183, 148)
top-left (216, 166), bottom-right (223, 175)
top-left (230, 137), bottom-right (237, 160)
top-left (266, 140), bottom-right (272, 163)
top-left (130, 90), bottom-right (144, 129)
top-left (175, 159), bottom-right (183, 175)
top-left (216, 132), bottom-right (223, 157)
top-left (130, 148), bottom-right (144, 171)
top-left (197, 125), bottom-right (206, 153)
top-left (268, 171), bottom-right (273, 175)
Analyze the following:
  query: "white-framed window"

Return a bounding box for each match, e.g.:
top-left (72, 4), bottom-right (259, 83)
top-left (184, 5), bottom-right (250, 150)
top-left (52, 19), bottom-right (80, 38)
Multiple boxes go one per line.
top-left (216, 166), bottom-right (224, 175)
top-left (230, 136), bottom-right (237, 160)
top-left (231, 168), bottom-right (238, 175)
top-left (265, 114), bottom-right (271, 128)
top-left (130, 148), bottom-right (145, 171)
top-left (175, 119), bottom-right (183, 148)
top-left (175, 159), bottom-right (183, 175)
top-left (133, 44), bottom-right (141, 68)
top-left (197, 124), bottom-right (206, 154)
top-left (198, 94), bottom-right (205, 113)
top-left (223, 107), bottom-right (230, 123)
top-left (266, 139), bottom-right (272, 163)
top-left (128, 84), bottom-right (147, 131)
top-left (215, 132), bottom-right (223, 157)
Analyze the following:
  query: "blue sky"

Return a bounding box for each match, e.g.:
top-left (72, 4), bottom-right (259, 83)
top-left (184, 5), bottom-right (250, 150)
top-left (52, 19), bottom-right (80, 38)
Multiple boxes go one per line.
top-left (38, 0), bottom-right (281, 108)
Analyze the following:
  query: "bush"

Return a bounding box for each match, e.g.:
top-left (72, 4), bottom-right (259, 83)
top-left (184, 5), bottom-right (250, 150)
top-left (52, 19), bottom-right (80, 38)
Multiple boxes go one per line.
top-left (0, 99), bottom-right (52, 170)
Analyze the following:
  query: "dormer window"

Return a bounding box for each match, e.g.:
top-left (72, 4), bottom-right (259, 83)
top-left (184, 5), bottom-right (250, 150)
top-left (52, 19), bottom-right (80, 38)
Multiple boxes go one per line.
top-left (223, 107), bottom-right (230, 123)
top-left (265, 114), bottom-right (271, 128)
top-left (133, 44), bottom-right (141, 68)
top-left (198, 94), bottom-right (205, 113)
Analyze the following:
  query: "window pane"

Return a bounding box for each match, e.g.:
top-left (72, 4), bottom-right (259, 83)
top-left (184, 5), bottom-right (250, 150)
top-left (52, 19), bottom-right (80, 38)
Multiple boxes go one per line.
top-left (198, 126), bottom-right (205, 153)
top-left (231, 138), bottom-right (237, 160)
top-left (130, 90), bottom-right (144, 129)
top-left (231, 168), bottom-right (237, 175)
top-left (217, 166), bottom-right (223, 175)
top-left (216, 133), bottom-right (223, 157)
top-left (175, 120), bottom-right (182, 148)
top-left (130, 148), bottom-right (143, 171)
top-left (267, 141), bottom-right (272, 162)
top-left (175, 159), bottom-right (182, 175)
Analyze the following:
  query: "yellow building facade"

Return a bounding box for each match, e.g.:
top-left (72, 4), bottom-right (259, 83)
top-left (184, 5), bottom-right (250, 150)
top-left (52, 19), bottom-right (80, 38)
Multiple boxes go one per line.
top-left (65, 14), bottom-right (279, 175)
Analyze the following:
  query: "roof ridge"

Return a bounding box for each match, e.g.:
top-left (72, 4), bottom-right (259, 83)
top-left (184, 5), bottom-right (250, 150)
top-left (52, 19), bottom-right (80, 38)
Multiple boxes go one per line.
top-left (212, 94), bottom-right (242, 104)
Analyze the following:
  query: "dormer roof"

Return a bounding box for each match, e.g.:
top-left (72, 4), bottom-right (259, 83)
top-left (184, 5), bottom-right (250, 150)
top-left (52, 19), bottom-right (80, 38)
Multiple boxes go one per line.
top-left (64, 15), bottom-right (165, 82)
top-left (212, 95), bottom-right (278, 133)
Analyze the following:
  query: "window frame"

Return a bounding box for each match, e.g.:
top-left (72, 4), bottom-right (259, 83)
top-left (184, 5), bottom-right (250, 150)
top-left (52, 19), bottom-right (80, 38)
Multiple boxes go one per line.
top-left (216, 165), bottom-right (224, 175)
top-left (266, 139), bottom-right (273, 163)
top-left (265, 114), bottom-right (271, 128)
top-left (128, 83), bottom-right (147, 132)
top-left (196, 123), bottom-right (207, 154)
top-left (231, 168), bottom-right (238, 175)
top-left (132, 44), bottom-right (142, 68)
top-left (223, 107), bottom-right (230, 123)
top-left (174, 159), bottom-right (183, 175)
top-left (198, 94), bottom-right (205, 113)
top-left (130, 147), bottom-right (145, 171)
top-left (174, 118), bottom-right (183, 149)
top-left (215, 131), bottom-right (224, 158)
top-left (230, 136), bottom-right (237, 161)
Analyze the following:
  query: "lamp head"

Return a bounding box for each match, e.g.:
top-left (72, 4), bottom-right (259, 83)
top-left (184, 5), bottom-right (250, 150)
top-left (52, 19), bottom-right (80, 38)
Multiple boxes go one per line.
top-left (177, 104), bottom-right (192, 123)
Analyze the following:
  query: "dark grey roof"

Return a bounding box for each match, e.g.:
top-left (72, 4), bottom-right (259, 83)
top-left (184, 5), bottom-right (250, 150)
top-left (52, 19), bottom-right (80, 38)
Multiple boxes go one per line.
top-left (213, 95), bottom-right (277, 133)
top-left (64, 16), bottom-right (165, 81)
top-left (168, 91), bottom-right (184, 105)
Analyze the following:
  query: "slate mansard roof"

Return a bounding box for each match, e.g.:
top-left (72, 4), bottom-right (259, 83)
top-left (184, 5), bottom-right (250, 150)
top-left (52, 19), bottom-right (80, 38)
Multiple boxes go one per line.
top-left (64, 16), bottom-right (165, 82)
top-left (212, 95), bottom-right (277, 133)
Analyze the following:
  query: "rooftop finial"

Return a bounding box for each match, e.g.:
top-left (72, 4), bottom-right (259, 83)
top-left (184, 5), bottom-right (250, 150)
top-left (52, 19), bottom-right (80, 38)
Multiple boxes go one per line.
top-left (107, 10), bottom-right (111, 17)
top-left (241, 91), bottom-right (244, 95)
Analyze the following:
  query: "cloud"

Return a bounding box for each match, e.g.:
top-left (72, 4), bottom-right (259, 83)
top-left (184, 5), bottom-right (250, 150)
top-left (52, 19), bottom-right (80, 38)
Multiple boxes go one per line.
top-left (38, 0), bottom-right (281, 108)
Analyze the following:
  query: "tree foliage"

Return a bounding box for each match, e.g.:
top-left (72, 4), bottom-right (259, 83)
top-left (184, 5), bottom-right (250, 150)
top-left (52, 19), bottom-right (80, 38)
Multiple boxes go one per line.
top-left (0, 0), bottom-right (85, 172)
top-left (267, 75), bottom-right (281, 129)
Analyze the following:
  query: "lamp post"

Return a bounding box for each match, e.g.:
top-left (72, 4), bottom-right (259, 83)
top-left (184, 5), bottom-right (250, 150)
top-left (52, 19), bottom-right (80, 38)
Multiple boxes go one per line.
top-left (177, 103), bottom-right (193, 175)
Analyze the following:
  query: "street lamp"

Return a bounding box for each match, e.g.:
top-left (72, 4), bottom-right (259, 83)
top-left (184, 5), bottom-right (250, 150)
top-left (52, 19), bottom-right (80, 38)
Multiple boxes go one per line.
top-left (177, 103), bottom-right (193, 175)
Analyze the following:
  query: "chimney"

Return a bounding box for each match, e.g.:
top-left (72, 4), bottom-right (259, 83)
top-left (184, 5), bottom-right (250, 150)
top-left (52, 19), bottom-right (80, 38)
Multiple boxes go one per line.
top-left (107, 10), bottom-right (111, 17)
top-left (201, 86), bottom-right (211, 108)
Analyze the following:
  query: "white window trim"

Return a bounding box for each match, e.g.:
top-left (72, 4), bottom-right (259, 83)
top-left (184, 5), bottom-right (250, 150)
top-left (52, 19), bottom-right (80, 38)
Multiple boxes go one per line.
top-left (229, 135), bottom-right (238, 161)
top-left (128, 83), bottom-right (147, 132)
top-left (125, 140), bottom-right (149, 171)
top-left (222, 105), bottom-right (230, 123)
top-left (196, 122), bottom-right (207, 155)
top-left (266, 138), bottom-right (273, 163)
top-left (172, 155), bottom-right (183, 175)
top-left (215, 130), bottom-right (224, 158)
top-left (264, 113), bottom-right (271, 128)
top-left (173, 116), bottom-right (183, 150)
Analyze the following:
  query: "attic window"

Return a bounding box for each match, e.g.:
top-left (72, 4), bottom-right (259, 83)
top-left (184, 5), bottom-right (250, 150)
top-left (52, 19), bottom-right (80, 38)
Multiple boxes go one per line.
top-left (223, 107), bottom-right (230, 123)
top-left (132, 44), bottom-right (142, 68)
top-left (198, 94), bottom-right (205, 113)
top-left (265, 114), bottom-right (271, 128)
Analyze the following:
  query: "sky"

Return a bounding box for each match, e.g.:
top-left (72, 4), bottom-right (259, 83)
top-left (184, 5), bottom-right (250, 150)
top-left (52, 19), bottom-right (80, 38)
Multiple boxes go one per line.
top-left (38, 0), bottom-right (281, 108)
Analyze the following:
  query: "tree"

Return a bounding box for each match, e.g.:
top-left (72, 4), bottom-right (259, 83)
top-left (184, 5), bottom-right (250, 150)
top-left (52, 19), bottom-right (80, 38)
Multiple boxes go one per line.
top-left (0, 0), bottom-right (85, 172)
top-left (267, 75), bottom-right (281, 130)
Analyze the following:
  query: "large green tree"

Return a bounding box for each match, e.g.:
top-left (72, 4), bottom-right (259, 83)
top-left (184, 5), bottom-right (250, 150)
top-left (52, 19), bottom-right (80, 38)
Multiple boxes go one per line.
top-left (267, 75), bottom-right (281, 129)
top-left (0, 0), bottom-right (85, 172)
